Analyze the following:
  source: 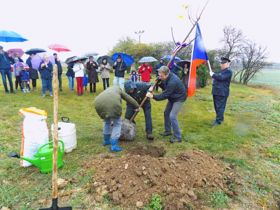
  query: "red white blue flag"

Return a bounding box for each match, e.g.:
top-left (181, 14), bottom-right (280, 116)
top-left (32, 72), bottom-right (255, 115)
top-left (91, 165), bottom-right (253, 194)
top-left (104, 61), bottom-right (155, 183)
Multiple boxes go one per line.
top-left (188, 23), bottom-right (208, 97)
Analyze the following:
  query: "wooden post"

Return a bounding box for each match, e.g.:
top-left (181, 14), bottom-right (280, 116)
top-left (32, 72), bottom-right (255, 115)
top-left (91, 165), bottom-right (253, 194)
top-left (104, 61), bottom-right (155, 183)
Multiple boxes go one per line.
top-left (52, 64), bottom-right (58, 200)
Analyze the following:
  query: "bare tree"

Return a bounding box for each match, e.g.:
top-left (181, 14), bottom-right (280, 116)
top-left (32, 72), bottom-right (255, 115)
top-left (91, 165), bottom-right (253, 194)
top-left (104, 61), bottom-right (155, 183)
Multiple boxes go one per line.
top-left (235, 41), bottom-right (267, 85)
top-left (220, 26), bottom-right (244, 59)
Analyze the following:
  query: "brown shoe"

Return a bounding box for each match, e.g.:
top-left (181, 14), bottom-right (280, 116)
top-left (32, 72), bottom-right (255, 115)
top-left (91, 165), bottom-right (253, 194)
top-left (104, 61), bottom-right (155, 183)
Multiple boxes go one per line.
top-left (146, 133), bottom-right (154, 140)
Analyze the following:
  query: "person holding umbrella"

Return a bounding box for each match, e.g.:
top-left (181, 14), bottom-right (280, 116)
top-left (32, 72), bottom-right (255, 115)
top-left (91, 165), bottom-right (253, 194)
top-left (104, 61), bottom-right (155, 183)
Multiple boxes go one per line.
top-left (0, 46), bottom-right (14, 93)
top-left (99, 58), bottom-right (111, 90)
top-left (86, 56), bottom-right (99, 93)
top-left (26, 54), bottom-right (39, 91)
top-left (66, 62), bottom-right (75, 91)
top-left (39, 55), bottom-right (53, 97)
top-left (112, 55), bottom-right (127, 90)
top-left (73, 59), bottom-right (85, 96)
top-left (138, 62), bottom-right (153, 82)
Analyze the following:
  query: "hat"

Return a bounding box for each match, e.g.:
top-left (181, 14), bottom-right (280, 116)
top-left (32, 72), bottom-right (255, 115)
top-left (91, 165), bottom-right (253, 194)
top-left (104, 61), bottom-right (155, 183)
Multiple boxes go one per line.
top-left (53, 53), bottom-right (57, 56)
top-left (124, 80), bottom-right (136, 92)
top-left (117, 54), bottom-right (122, 59)
top-left (220, 57), bottom-right (231, 64)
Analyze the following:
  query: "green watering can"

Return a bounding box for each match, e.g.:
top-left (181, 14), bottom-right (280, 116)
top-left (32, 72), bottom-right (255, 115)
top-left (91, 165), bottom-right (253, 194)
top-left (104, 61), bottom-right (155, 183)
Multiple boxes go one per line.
top-left (9, 140), bottom-right (64, 174)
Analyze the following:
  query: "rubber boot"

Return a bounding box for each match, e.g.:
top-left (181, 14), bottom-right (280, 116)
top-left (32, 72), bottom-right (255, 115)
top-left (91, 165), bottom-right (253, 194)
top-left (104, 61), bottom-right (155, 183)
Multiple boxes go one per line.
top-left (103, 134), bottom-right (111, 146)
top-left (111, 139), bottom-right (122, 152)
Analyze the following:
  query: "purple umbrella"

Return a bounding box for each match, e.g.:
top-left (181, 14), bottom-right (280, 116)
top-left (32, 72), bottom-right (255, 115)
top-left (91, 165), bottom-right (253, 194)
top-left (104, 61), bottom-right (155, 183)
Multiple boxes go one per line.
top-left (31, 54), bottom-right (43, 70)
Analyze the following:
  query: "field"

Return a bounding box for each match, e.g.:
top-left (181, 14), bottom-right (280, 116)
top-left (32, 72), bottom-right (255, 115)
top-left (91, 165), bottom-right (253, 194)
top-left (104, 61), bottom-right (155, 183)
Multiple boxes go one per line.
top-left (0, 73), bottom-right (280, 209)
top-left (249, 69), bottom-right (280, 87)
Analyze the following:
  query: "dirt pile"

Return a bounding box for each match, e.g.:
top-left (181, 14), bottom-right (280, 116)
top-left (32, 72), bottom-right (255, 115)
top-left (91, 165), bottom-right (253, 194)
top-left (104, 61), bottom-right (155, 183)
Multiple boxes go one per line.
top-left (84, 148), bottom-right (236, 209)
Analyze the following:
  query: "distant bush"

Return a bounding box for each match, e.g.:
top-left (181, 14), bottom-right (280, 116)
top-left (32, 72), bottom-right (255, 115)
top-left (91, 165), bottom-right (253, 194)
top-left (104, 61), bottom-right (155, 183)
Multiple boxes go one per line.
top-left (197, 64), bottom-right (208, 88)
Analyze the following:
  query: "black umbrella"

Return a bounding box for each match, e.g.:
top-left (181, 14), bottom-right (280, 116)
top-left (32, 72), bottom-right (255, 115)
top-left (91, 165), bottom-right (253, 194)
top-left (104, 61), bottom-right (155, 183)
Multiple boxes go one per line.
top-left (70, 56), bottom-right (88, 63)
top-left (176, 59), bottom-right (191, 68)
top-left (97, 55), bottom-right (113, 65)
top-left (25, 48), bottom-right (46, 55)
top-left (65, 56), bottom-right (77, 64)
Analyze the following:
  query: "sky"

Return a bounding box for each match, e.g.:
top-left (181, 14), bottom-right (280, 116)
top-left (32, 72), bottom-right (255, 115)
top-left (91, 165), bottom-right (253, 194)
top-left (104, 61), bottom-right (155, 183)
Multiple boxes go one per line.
top-left (1, 0), bottom-right (279, 62)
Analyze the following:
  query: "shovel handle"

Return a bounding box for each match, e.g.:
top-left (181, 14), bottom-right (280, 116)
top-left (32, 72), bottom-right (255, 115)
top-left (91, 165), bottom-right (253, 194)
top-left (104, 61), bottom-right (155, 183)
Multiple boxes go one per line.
top-left (129, 79), bottom-right (159, 122)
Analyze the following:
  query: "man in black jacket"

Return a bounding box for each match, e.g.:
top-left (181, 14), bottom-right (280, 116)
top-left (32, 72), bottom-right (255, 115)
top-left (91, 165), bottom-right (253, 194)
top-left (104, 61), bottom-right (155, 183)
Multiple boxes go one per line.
top-left (54, 53), bottom-right (63, 91)
top-left (146, 66), bottom-right (186, 143)
top-left (124, 80), bottom-right (154, 140)
top-left (210, 57), bottom-right (233, 126)
top-left (113, 55), bottom-right (127, 90)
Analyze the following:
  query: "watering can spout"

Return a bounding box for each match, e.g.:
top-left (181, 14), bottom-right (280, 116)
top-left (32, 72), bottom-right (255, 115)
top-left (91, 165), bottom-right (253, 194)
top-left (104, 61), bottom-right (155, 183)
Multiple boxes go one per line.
top-left (20, 156), bottom-right (40, 167)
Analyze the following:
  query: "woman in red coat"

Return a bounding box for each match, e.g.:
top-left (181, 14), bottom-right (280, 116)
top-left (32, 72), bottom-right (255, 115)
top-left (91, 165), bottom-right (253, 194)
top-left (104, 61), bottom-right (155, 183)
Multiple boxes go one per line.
top-left (138, 62), bottom-right (152, 82)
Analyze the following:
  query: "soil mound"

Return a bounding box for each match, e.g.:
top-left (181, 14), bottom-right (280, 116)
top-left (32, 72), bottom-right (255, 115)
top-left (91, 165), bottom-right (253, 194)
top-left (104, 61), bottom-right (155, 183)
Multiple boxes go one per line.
top-left (84, 149), bottom-right (236, 209)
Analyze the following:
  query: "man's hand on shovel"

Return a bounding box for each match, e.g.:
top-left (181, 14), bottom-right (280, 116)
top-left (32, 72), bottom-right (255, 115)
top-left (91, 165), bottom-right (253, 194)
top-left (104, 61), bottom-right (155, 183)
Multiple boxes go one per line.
top-left (146, 92), bottom-right (153, 98)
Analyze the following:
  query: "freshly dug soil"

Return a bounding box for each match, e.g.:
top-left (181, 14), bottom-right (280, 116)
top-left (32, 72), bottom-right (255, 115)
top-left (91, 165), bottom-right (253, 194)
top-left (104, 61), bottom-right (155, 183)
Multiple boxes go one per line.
top-left (84, 148), bottom-right (236, 209)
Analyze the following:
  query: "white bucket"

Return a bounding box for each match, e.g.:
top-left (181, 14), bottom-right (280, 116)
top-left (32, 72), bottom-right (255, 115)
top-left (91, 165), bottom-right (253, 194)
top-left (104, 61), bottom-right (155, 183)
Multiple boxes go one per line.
top-left (52, 118), bottom-right (77, 153)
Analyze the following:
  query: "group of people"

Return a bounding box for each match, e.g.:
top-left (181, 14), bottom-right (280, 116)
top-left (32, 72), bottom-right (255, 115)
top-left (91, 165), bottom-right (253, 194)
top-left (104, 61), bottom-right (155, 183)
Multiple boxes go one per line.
top-left (1, 45), bottom-right (232, 152)
top-left (94, 57), bottom-right (233, 152)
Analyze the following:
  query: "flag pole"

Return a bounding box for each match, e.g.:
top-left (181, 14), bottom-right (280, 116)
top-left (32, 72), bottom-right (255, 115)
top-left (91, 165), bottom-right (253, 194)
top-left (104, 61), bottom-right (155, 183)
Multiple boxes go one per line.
top-left (207, 60), bottom-right (212, 72)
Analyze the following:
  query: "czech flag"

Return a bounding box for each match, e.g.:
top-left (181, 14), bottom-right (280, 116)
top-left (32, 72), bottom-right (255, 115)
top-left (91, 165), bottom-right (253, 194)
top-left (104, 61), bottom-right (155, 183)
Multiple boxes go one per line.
top-left (188, 23), bottom-right (208, 97)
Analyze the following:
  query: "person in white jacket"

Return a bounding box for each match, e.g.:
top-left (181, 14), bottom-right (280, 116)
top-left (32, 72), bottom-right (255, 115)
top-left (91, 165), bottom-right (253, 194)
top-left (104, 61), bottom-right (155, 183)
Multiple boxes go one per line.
top-left (73, 60), bottom-right (85, 95)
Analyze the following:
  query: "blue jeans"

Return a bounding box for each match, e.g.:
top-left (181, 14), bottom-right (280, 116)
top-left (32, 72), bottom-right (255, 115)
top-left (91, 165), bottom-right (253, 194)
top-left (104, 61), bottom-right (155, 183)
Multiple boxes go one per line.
top-left (113, 77), bottom-right (125, 90)
top-left (67, 76), bottom-right (74, 90)
top-left (103, 117), bottom-right (122, 140)
top-left (41, 78), bottom-right (53, 95)
top-left (0, 69), bottom-right (14, 92)
top-left (164, 101), bottom-right (184, 139)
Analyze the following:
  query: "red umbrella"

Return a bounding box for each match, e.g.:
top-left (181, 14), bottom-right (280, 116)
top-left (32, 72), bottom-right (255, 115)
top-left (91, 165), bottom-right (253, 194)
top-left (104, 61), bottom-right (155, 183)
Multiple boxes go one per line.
top-left (7, 48), bottom-right (24, 57)
top-left (48, 44), bottom-right (70, 52)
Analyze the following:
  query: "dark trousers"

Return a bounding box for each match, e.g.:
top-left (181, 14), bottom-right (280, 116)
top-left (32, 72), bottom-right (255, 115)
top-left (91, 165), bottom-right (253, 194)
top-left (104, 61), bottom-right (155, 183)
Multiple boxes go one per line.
top-left (90, 83), bottom-right (96, 93)
top-left (102, 78), bottom-right (109, 90)
top-left (15, 76), bottom-right (22, 90)
top-left (31, 79), bottom-right (37, 88)
top-left (125, 101), bottom-right (152, 134)
top-left (0, 69), bottom-right (14, 93)
top-left (213, 95), bottom-right (228, 123)
top-left (58, 74), bottom-right (62, 90)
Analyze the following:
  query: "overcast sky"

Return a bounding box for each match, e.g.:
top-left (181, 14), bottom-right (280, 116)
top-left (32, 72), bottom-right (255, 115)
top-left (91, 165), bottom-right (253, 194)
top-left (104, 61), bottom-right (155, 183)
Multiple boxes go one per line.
top-left (1, 0), bottom-right (279, 62)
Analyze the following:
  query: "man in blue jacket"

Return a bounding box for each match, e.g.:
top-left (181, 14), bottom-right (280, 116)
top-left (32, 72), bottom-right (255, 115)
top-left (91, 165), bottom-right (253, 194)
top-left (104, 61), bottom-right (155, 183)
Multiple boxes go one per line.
top-left (210, 57), bottom-right (233, 126)
top-left (0, 46), bottom-right (14, 93)
top-left (146, 66), bottom-right (186, 143)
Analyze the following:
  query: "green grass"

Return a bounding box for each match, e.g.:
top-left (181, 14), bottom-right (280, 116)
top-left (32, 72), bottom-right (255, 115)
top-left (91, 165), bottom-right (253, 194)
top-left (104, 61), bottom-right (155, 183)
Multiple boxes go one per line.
top-left (210, 191), bottom-right (229, 209)
top-left (0, 73), bottom-right (279, 209)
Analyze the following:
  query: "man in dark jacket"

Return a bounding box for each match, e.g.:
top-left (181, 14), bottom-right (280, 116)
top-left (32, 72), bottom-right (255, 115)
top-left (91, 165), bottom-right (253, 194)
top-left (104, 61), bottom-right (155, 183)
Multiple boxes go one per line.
top-left (94, 86), bottom-right (139, 152)
top-left (0, 46), bottom-right (14, 93)
top-left (26, 54), bottom-right (39, 91)
top-left (146, 66), bottom-right (186, 143)
top-left (124, 80), bottom-right (154, 140)
top-left (54, 53), bottom-right (63, 91)
top-left (210, 57), bottom-right (233, 126)
top-left (113, 55), bottom-right (127, 90)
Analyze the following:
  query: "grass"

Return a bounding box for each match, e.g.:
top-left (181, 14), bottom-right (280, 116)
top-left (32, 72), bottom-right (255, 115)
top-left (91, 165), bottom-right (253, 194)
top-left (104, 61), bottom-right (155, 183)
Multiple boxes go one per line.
top-left (0, 72), bottom-right (280, 209)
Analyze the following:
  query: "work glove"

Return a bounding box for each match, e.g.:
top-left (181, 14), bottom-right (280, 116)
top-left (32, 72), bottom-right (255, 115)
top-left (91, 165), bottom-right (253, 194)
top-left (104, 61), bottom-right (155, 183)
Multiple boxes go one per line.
top-left (146, 92), bottom-right (153, 98)
top-left (134, 108), bottom-right (141, 112)
top-left (148, 86), bottom-right (154, 92)
top-left (209, 70), bottom-right (214, 77)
